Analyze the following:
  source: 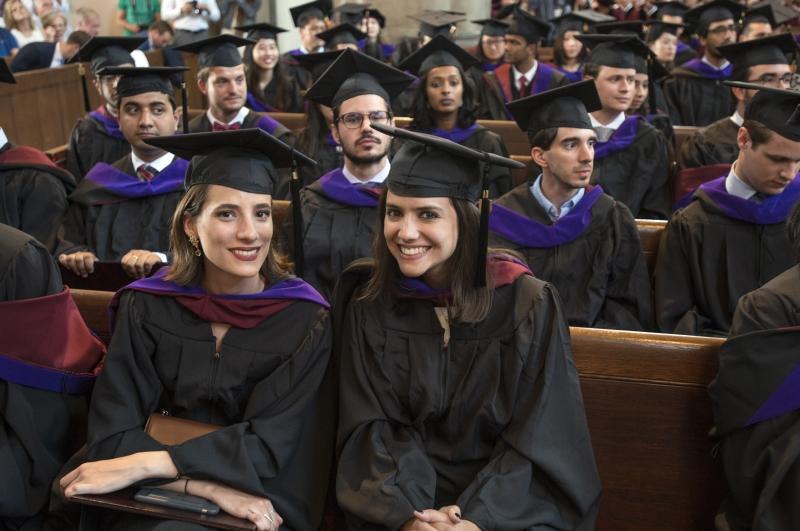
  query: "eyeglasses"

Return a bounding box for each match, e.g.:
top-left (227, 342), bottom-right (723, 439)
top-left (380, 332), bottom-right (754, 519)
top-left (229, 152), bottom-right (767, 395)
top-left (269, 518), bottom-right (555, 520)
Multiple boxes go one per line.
top-left (748, 73), bottom-right (800, 90)
top-left (483, 37), bottom-right (505, 47)
top-left (707, 24), bottom-right (737, 35)
top-left (336, 110), bottom-right (392, 129)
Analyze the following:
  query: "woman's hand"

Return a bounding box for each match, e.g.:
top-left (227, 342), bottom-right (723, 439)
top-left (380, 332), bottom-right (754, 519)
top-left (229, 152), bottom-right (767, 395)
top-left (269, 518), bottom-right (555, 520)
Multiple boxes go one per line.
top-left (60, 451), bottom-right (178, 498)
top-left (191, 481), bottom-right (283, 531)
top-left (401, 506), bottom-right (482, 530)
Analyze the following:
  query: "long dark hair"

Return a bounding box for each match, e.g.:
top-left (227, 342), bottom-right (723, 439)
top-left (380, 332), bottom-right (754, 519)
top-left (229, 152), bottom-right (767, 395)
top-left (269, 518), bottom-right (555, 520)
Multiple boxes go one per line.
top-left (242, 41), bottom-right (294, 112)
top-left (296, 102), bottom-right (332, 160)
top-left (553, 32), bottom-right (586, 68)
top-left (361, 191), bottom-right (494, 323)
top-left (408, 67), bottom-right (478, 131)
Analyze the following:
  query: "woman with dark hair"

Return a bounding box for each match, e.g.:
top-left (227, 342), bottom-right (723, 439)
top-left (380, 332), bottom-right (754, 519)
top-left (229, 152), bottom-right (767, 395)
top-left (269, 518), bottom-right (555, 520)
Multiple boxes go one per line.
top-left (359, 8), bottom-right (395, 63)
top-left (471, 18), bottom-right (507, 72)
top-left (238, 22), bottom-right (304, 113)
top-left (548, 12), bottom-right (602, 83)
top-left (334, 128), bottom-right (601, 531)
top-left (400, 35), bottom-right (512, 197)
top-left (58, 130), bottom-right (334, 531)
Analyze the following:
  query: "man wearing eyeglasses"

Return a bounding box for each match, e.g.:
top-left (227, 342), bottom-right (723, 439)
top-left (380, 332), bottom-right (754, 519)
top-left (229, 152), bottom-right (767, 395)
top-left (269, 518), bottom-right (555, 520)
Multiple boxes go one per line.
top-left (677, 34), bottom-right (798, 171)
top-left (662, 0), bottom-right (745, 126)
top-left (279, 49), bottom-right (414, 299)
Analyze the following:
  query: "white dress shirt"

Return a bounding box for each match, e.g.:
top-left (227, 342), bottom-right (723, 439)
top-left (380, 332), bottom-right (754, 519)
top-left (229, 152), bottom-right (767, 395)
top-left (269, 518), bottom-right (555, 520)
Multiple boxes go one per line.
top-left (725, 163), bottom-right (757, 201)
top-left (729, 111), bottom-right (744, 127)
top-left (343, 161), bottom-right (390, 185)
top-left (513, 61), bottom-right (538, 93)
top-left (207, 106), bottom-right (249, 127)
top-left (161, 0), bottom-right (221, 30)
top-left (530, 174), bottom-right (585, 221)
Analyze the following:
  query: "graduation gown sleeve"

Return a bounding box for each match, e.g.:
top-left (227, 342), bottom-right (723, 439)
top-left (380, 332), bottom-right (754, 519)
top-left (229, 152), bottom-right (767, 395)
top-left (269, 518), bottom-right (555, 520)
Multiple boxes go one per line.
top-left (0, 225), bottom-right (62, 301)
top-left (461, 127), bottom-right (512, 198)
top-left (729, 265), bottom-right (800, 336)
top-left (675, 117), bottom-right (739, 171)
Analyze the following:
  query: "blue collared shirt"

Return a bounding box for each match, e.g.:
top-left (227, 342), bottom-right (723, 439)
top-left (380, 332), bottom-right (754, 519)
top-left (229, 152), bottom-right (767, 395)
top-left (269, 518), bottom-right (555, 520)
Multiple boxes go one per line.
top-left (530, 174), bottom-right (585, 222)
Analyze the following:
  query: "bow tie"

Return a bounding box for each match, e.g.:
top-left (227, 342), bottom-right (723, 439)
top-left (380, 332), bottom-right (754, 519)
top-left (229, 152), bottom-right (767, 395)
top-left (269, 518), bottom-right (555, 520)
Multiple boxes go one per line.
top-left (212, 122), bottom-right (242, 132)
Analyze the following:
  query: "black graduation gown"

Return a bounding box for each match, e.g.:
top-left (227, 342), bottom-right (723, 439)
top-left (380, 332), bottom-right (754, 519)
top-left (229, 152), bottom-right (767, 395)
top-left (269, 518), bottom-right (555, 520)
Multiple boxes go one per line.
top-left (254, 75), bottom-right (305, 114)
top-left (66, 114), bottom-right (130, 183)
top-left (676, 116), bottom-right (739, 171)
top-left (654, 192), bottom-right (796, 336)
top-left (0, 225), bottom-right (89, 530)
top-left (56, 156), bottom-right (183, 260)
top-left (489, 184), bottom-right (653, 330)
top-left (280, 177), bottom-right (378, 300)
top-left (709, 326), bottom-right (800, 531)
top-left (479, 62), bottom-right (569, 121)
top-left (458, 126), bottom-right (512, 197)
top-left (592, 118), bottom-right (671, 219)
top-left (82, 288), bottom-right (333, 531)
top-left (662, 67), bottom-right (734, 127)
top-left (335, 272), bottom-right (601, 530)
top-left (293, 135), bottom-right (342, 190)
top-left (187, 109), bottom-right (295, 145)
top-left (729, 264), bottom-right (800, 336)
top-left (0, 146), bottom-right (76, 252)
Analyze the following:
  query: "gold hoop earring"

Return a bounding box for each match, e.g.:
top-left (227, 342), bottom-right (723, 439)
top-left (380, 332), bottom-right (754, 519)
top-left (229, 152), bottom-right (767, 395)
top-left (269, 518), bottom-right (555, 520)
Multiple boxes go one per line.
top-left (188, 235), bottom-right (202, 257)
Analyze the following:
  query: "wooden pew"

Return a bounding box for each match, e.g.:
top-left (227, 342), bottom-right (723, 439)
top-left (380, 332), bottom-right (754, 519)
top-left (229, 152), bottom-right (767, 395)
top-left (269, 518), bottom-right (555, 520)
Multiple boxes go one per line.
top-left (71, 289), bottom-right (726, 531)
top-left (674, 125), bottom-right (699, 157)
top-left (636, 219), bottom-right (667, 277)
top-left (45, 143), bottom-right (69, 169)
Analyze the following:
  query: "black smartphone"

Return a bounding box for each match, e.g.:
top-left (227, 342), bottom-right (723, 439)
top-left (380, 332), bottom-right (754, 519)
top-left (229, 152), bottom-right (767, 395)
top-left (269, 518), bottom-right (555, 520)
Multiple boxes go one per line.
top-left (134, 487), bottom-right (220, 515)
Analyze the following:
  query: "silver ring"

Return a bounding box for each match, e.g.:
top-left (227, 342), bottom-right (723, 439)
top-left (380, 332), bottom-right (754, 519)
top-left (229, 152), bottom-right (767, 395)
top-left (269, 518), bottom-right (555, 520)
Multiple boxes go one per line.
top-left (264, 512), bottom-right (275, 524)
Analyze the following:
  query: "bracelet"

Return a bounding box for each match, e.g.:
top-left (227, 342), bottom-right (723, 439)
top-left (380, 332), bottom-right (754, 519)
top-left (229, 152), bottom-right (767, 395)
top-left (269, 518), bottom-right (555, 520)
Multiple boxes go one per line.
top-left (184, 478), bottom-right (190, 495)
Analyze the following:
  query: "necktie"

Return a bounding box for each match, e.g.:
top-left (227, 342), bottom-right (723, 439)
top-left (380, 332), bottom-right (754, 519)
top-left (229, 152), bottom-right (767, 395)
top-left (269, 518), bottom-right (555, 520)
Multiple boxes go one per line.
top-left (594, 126), bottom-right (615, 143)
top-left (212, 122), bottom-right (242, 132)
top-left (518, 76), bottom-right (528, 97)
top-left (136, 164), bottom-right (157, 182)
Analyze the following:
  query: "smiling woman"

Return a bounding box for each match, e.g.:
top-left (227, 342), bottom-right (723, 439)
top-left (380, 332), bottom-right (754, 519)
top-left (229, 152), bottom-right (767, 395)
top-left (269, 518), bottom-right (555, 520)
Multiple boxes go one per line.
top-left (57, 129), bottom-right (334, 531)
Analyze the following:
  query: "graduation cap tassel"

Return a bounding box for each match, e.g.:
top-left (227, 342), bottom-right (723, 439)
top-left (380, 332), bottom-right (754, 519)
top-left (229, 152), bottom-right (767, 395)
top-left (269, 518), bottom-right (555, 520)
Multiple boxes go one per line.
top-left (476, 159), bottom-right (491, 288)
top-left (290, 153), bottom-right (305, 278)
top-left (180, 81), bottom-right (189, 134)
top-left (79, 63), bottom-right (91, 113)
top-left (647, 56), bottom-right (658, 115)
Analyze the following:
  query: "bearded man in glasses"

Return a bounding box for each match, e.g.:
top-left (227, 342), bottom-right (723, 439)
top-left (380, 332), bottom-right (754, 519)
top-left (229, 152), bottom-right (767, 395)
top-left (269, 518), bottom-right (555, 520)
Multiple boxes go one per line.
top-left (279, 50), bottom-right (414, 299)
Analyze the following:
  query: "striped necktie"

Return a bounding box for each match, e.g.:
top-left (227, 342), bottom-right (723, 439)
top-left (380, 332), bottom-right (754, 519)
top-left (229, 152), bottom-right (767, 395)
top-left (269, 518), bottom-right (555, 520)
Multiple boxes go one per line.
top-left (136, 164), bottom-right (157, 181)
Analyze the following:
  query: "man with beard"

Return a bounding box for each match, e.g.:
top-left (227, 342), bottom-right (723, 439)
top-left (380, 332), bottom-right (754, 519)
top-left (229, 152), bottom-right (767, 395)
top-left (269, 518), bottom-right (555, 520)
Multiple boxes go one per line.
top-left (677, 34), bottom-right (797, 171)
top-left (489, 81), bottom-right (652, 330)
top-left (655, 83), bottom-right (800, 336)
top-left (280, 49), bottom-right (414, 299)
top-left (176, 35), bottom-right (294, 145)
top-left (662, 0), bottom-right (745, 126)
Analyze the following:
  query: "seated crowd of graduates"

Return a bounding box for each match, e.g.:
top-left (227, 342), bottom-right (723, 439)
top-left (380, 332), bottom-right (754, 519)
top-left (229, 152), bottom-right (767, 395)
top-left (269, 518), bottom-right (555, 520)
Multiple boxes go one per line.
top-left (2, 0), bottom-right (800, 529)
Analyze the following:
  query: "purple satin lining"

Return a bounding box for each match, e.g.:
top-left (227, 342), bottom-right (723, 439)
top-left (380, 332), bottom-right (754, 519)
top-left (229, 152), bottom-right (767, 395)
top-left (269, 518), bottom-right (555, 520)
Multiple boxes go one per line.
top-left (246, 92), bottom-right (275, 113)
top-left (256, 114), bottom-right (282, 135)
top-left (421, 123), bottom-right (479, 144)
top-left (697, 174), bottom-right (800, 225)
top-left (325, 131), bottom-right (338, 147)
top-left (89, 110), bottom-right (125, 140)
top-left (85, 159), bottom-right (187, 198)
top-left (681, 58), bottom-right (732, 80)
top-left (593, 116), bottom-right (641, 159)
top-left (556, 66), bottom-right (583, 83)
top-left (318, 168), bottom-right (380, 207)
top-left (288, 49), bottom-right (304, 56)
top-left (489, 186), bottom-right (604, 247)
top-left (481, 62), bottom-right (501, 72)
top-left (0, 353), bottom-right (96, 394)
top-left (747, 362), bottom-right (800, 426)
top-left (84, 158), bottom-right (188, 199)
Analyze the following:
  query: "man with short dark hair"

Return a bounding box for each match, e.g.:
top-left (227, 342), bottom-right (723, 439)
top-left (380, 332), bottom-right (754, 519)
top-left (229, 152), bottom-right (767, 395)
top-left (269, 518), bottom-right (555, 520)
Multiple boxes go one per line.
top-left (490, 80), bottom-right (652, 330)
top-left (662, 0), bottom-right (746, 126)
top-left (9, 29), bottom-right (88, 72)
top-left (739, 4), bottom-right (774, 42)
top-left (655, 83), bottom-right (800, 336)
top-left (138, 20), bottom-right (174, 50)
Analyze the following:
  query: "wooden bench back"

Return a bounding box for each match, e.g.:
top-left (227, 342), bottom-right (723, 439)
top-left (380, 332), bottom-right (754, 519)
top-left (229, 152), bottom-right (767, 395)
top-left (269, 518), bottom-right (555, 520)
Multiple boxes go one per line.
top-left (71, 288), bottom-right (724, 531)
top-left (636, 219), bottom-right (666, 277)
top-left (674, 126), bottom-right (699, 156)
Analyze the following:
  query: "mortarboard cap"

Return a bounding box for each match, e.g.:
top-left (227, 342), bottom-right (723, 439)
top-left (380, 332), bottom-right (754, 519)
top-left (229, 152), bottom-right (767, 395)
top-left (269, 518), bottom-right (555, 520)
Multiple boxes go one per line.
top-left (410, 10), bottom-right (466, 38)
top-left (145, 129), bottom-right (316, 194)
top-left (578, 34), bottom-right (652, 69)
top-left (645, 21), bottom-right (687, 42)
top-left (305, 48), bottom-right (415, 108)
top-left (507, 79), bottom-right (601, 137)
top-left (472, 18), bottom-right (510, 37)
top-left (596, 20), bottom-right (646, 39)
top-left (719, 33), bottom-right (796, 81)
top-left (362, 8), bottom-right (386, 27)
top-left (398, 34), bottom-right (480, 76)
top-left (235, 22), bottom-right (288, 41)
top-left (496, 2), bottom-right (519, 21)
top-left (292, 49), bottom-right (344, 80)
top-left (317, 22), bottom-right (367, 49)
top-left (749, 0), bottom-right (798, 26)
top-left (725, 81), bottom-right (800, 141)
top-left (174, 34), bottom-right (254, 68)
top-left (684, 0), bottom-right (745, 35)
top-left (743, 4), bottom-right (776, 27)
top-left (332, 3), bottom-right (369, 25)
top-left (67, 36), bottom-right (144, 74)
top-left (549, 10), bottom-right (614, 36)
top-left (98, 66), bottom-right (188, 99)
top-left (655, 1), bottom-right (689, 18)
top-left (289, 0), bottom-right (331, 27)
top-left (0, 59), bottom-right (15, 84)
top-left (506, 7), bottom-right (551, 43)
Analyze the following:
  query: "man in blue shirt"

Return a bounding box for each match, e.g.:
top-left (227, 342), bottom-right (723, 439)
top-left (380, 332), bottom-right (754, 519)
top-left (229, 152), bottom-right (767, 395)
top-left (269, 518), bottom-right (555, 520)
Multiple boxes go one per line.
top-left (0, 28), bottom-right (19, 57)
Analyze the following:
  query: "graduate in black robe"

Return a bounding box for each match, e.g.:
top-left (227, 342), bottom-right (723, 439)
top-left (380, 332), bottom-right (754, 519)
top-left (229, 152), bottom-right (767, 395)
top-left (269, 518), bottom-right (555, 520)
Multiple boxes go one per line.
top-left (59, 129), bottom-right (334, 531)
top-left (280, 49), bottom-right (414, 300)
top-left (490, 81), bottom-right (652, 330)
top-left (580, 34), bottom-right (672, 219)
top-left (0, 223), bottom-right (105, 530)
top-left (280, 0), bottom-right (330, 90)
top-left (661, 0), bottom-right (745, 126)
top-left (65, 37), bottom-right (146, 181)
top-left (480, 7), bottom-right (568, 120)
top-left (174, 35), bottom-right (295, 146)
top-left (399, 35), bottom-right (512, 197)
top-left (57, 67), bottom-right (190, 275)
top-left (335, 126), bottom-right (601, 530)
top-left (676, 34), bottom-right (797, 171)
top-left (655, 83), bottom-right (800, 336)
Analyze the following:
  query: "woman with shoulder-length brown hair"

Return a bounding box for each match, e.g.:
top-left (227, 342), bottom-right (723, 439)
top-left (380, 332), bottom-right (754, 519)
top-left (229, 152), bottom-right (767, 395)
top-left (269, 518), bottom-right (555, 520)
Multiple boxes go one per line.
top-left (59, 129), bottom-right (334, 531)
top-left (334, 127), bottom-right (602, 530)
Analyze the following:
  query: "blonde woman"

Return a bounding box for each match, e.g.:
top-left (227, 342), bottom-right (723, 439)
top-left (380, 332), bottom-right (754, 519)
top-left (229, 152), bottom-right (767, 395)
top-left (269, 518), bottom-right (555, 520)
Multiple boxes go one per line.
top-left (3, 0), bottom-right (44, 48)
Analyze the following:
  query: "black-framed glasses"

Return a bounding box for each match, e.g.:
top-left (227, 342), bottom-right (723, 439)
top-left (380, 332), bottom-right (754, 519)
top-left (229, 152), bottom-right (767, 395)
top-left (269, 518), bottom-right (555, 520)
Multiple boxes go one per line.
top-left (708, 23), bottom-right (737, 35)
top-left (336, 111), bottom-right (392, 129)
top-left (748, 73), bottom-right (800, 90)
